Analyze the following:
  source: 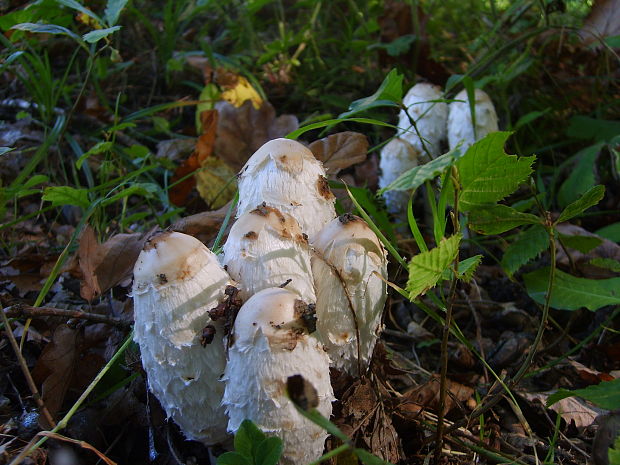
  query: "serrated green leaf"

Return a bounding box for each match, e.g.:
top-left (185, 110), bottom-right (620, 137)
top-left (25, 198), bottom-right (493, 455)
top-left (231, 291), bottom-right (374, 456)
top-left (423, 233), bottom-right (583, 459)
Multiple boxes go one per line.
top-left (234, 419), bottom-right (266, 459)
top-left (501, 225), bottom-right (549, 276)
top-left (556, 184), bottom-right (605, 224)
top-left (441, 255), bottom-right (482, 282)
top-left (456, 132), bottom-right (535, 212)
top-left (255, 437), bottom-right (283, 465)
top-left (216, 452), bottom-right (252, 465)
top-left (76, 141), bottom-right (114, 169)
top-left (104, 0), bottom-right (128, 26)
top-left (379, 146), bottom-right (463, 193)
top-left (557, 144), bottom-right (601, 208)
top-left (468, 204), bottom-right (541, 235)
top-left (547, 378), bottom-right (620, 410)
top-left (524, 267), bottom-right (620, 311)
top-left (589, 258), bottom-right (620, 273)
top-left (83, 25), bottom-right (121, 43)
top-left (596, 222), bottom-right (620, 243)
top-left (11, 22), bottom-right (83, 44)
top-left (42, 186), bottom-right (90, 209)
top-left (340, 69), bottom-right (403, 118)
top-left (558, 234), bottom-right (602, 253)
top-left (407, 234), bottom-right (461, 300)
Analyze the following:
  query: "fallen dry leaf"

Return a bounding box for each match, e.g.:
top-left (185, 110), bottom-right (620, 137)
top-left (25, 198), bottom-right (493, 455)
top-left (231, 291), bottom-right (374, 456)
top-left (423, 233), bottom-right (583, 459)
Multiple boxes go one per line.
top-left (77, 226), bottom-right (145, 301)
top-left (556, 224), bottom-right (620, 278)
top-left (215, 100), bottom-right (299, 171)
top-left (170, 202), bottom-right (231, 246)
top-left (398, 374), bottom-right (474, 416)
top-left (525, 392), bottom-right (600, 428)
top-left (580, 0), bottom-right (620, 46)
top-left (308, 132), bottom-right (368, 176)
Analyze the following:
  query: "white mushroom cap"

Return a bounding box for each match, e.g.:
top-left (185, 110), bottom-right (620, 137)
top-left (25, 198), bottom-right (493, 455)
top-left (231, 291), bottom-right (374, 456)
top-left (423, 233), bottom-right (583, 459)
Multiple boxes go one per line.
top-left (132, 231), bottom-right (232, 445)
top-left (311, 214), bottom-right (388, 375)
top-left (236, 138), bottom-right (336, 240)
top-left (221, 204), bottom-right (315, 301)
top-left (397, 82), bottom-right (448, 158)
top-left (447, 88), bottom-right (499, 151)
top-left (223, 288), bottom-right (333, 465)
top-left (378, 137), bottom-right (420, 215)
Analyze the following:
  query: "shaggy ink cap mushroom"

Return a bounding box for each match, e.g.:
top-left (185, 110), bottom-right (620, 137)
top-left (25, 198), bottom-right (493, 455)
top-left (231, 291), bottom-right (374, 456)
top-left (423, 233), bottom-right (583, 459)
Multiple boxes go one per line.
top-left (311, 214), bottom-right (388, 375)
top-left (378, 138), bottom-right (421, 215)
top-left (223, 287), bottom-right (334, 465)
top-left (221, 204), bottom-right (315, 302)
top-left (236, 138), bottom-right (336, 240)
top-left (132, 231), bottom-right (233, 445)
top-left (448, 88), bottom-right (498, 151)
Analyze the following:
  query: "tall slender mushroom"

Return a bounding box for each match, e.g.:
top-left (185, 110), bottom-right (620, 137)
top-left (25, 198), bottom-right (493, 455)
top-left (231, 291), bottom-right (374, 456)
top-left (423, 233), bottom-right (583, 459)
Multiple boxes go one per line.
top-left (236, 138), bottom-right (336, 240)
top-left (311, 214), bottom-right (388, 375)
top-left (221, 204), bottom-right (315, 301)
top-left (397, 82), bottom-right (448, 159)
top-left (132, 231), bottom-right (232, 445)
top-left (223, 287), bottom-right (334, 465)
top-left (378, 137), bottom-right (421, 215)
top-left (447, 88), bottom-right (498, 151)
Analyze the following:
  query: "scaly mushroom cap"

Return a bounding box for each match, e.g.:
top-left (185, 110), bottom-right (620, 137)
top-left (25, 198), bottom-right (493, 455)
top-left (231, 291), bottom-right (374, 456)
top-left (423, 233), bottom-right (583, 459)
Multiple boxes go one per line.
top-left (221, 204), bottom-right (315, 301)
top-left (223, 288), bottom-right (333, 465)
top-left (447, 88), bottom-right (498, 151)
top-left (236, 138), bottom-right (336, 240)
top-left (378, 137), bottom-right (420, 215)
top-left (311, 214), bottom-right (388, 374)
top-left (132, 231), bottom-right (232, 445)
top-left (397, 82), bottom-right (448, 158)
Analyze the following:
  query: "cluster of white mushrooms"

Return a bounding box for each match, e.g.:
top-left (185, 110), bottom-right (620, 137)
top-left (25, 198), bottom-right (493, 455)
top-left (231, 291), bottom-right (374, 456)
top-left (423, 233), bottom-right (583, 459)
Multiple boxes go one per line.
top-left (379, 83), bottom-right (499, 214)
top-left (132, 138), bottom-right (388, 464)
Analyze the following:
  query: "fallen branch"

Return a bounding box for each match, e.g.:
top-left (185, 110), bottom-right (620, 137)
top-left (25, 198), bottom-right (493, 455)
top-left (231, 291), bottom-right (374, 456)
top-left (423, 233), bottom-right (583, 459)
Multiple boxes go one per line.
top-left (4, 304), bottom-right (130, 328)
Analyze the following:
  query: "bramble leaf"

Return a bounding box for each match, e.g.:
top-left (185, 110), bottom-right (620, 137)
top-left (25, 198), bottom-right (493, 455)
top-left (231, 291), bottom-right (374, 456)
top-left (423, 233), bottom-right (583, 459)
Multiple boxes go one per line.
top-left (501, 225), bottom-right (549, 276)
top-left (556, 184), bottom-right (605, 224)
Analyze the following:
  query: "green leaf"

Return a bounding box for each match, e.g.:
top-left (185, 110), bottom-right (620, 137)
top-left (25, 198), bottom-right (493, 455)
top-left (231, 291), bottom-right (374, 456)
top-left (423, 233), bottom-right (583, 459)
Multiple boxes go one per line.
top-left (513, 109), bottom-right (548, 130)
top-left (441, 255), bottom-right (482, 282)
top-left (56, 0), bottom-right (103, 25)
top-left (254, 437), bottom-right (283, 465)
top-left (368, 34), bottom-right (416, 56)
top-left (297, 408), bottom-right (350, 443)
top-left (340, 69), bottom-right (403, 118)
top-left (379, 146), bottom-right (463, 193)
top-left (556, 184), bottom-right (605, 224)
top-left (101, 183), bottom-right (158, 206)
top-left (42, 186), bottom-right (90, 209)
top-left (456, 132), bottom-right (535, 212)
top-left (501, 225), bottom-right (549, 276)
top-left (547, 378), bottom-right (620, 410)
top-left (468, 204), bottom-right (541, 235)
top-left (566, 116), bottom-right (620, 143)
top-left (104, 0), bottom-right (128, 26)
top-left (0, 147), bottom-right (16, 156)
top-left (344, 184), bottom-right (396, 244)
top-left (83, 25), bottom-right (121, 43)
top-left (354, 448), bottom-right (394, 465)
top-left (23, 174), bottom-right (48, 189)
top-left (589, 258), bottom-right (620, 273)
top-left (407, 234), bottom-right (461, 300)
top-left (558, 234), bottom-right (602, 253)
top-left (216, 452), bottom-right (252, 465)
top-left (596, 222), bottom-right (620, 243)
top-left (524, 267), bottom-right (620, 311)
top-left (76, 141), bottom-right (114, 169)
top-left (557, 144), bottom-right (601, 208)
top-left (11, 22), bottom-right (83, 44)
top-left (234, 420), bottom-right (266, 459)
top-left (610, 433), bottom-right (620, 465)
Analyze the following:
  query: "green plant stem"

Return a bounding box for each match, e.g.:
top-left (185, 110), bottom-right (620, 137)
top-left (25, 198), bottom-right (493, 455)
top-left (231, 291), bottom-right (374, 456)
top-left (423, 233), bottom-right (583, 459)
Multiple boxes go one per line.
top-left (307, 444), bottom-right (350, 465)
top-left (9, 330), bottom-right (134, 465)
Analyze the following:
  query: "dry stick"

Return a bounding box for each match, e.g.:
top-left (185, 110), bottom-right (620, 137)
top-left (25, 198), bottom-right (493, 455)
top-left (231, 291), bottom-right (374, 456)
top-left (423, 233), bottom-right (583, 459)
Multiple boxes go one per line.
top-left (38, 432), bottom-right (118, 465)
top-left (1, 310), bottom-right (56, 429)
top-left (4, 304), bottom-right (130, 328)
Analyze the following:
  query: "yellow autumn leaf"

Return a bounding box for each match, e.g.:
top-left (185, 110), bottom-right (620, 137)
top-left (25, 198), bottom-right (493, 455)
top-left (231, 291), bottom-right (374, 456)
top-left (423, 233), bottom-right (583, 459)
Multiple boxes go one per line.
top-left (220, 76), bottom-right (263, 109)
top-left (195, 157), bottom-right (238, 209)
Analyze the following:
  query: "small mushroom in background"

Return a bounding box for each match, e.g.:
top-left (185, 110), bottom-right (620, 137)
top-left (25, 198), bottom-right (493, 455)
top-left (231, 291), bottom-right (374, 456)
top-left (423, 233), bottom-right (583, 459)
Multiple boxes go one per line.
top-left (447, 88), bottom-right (499, 151)
top-left (221, 204), bottom-right (315, 301)
top-left (223, 287), bottom-right (334, 465)
top-left (397, 82), bottom-right (448, 159)
top-left (378, 137), bottom-right (421, 215)
top-left (132, 231), bottom-right (233, 445)
top-left (236, 138), bottom-right (337, 240)
top-left (311, 214), bottom-right (388, 375)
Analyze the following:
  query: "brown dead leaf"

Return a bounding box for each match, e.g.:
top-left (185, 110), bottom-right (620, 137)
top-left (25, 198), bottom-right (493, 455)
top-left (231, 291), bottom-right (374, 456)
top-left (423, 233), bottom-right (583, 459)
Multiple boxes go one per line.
top-left (341, 378), bottom-right (377, 421)
top-left (581, 0), bottom-right (620, 46)
top-left (31, 324), bottom-right (78, 428)
top-left (525, 392), bottom-right (600, 428)
top-left (308, 132), bottom-right (368, 176)
top-left (399, 374), bottom-right (474, 416)
top-left (368, 409), bottom-right (402, 464)
top-left (77, 226), bottom-right (145, 301)
top-left (568, 359), bottom-right (615, 384)
top-left (169, 110), bottom-right (219, 206)
top-left (215, 100), bottom-right (299, 171)
top-left (170, 202), bottom-right (230, 246)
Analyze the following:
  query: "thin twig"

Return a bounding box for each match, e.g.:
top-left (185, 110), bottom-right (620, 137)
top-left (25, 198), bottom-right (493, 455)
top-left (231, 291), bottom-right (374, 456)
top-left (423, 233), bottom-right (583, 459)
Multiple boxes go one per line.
top-left (4, 304), bottom-right (130, 328)
top-left (0, 310), bottom-right (56, 429)
top-left (38, 432), bottom-right (118, 465)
